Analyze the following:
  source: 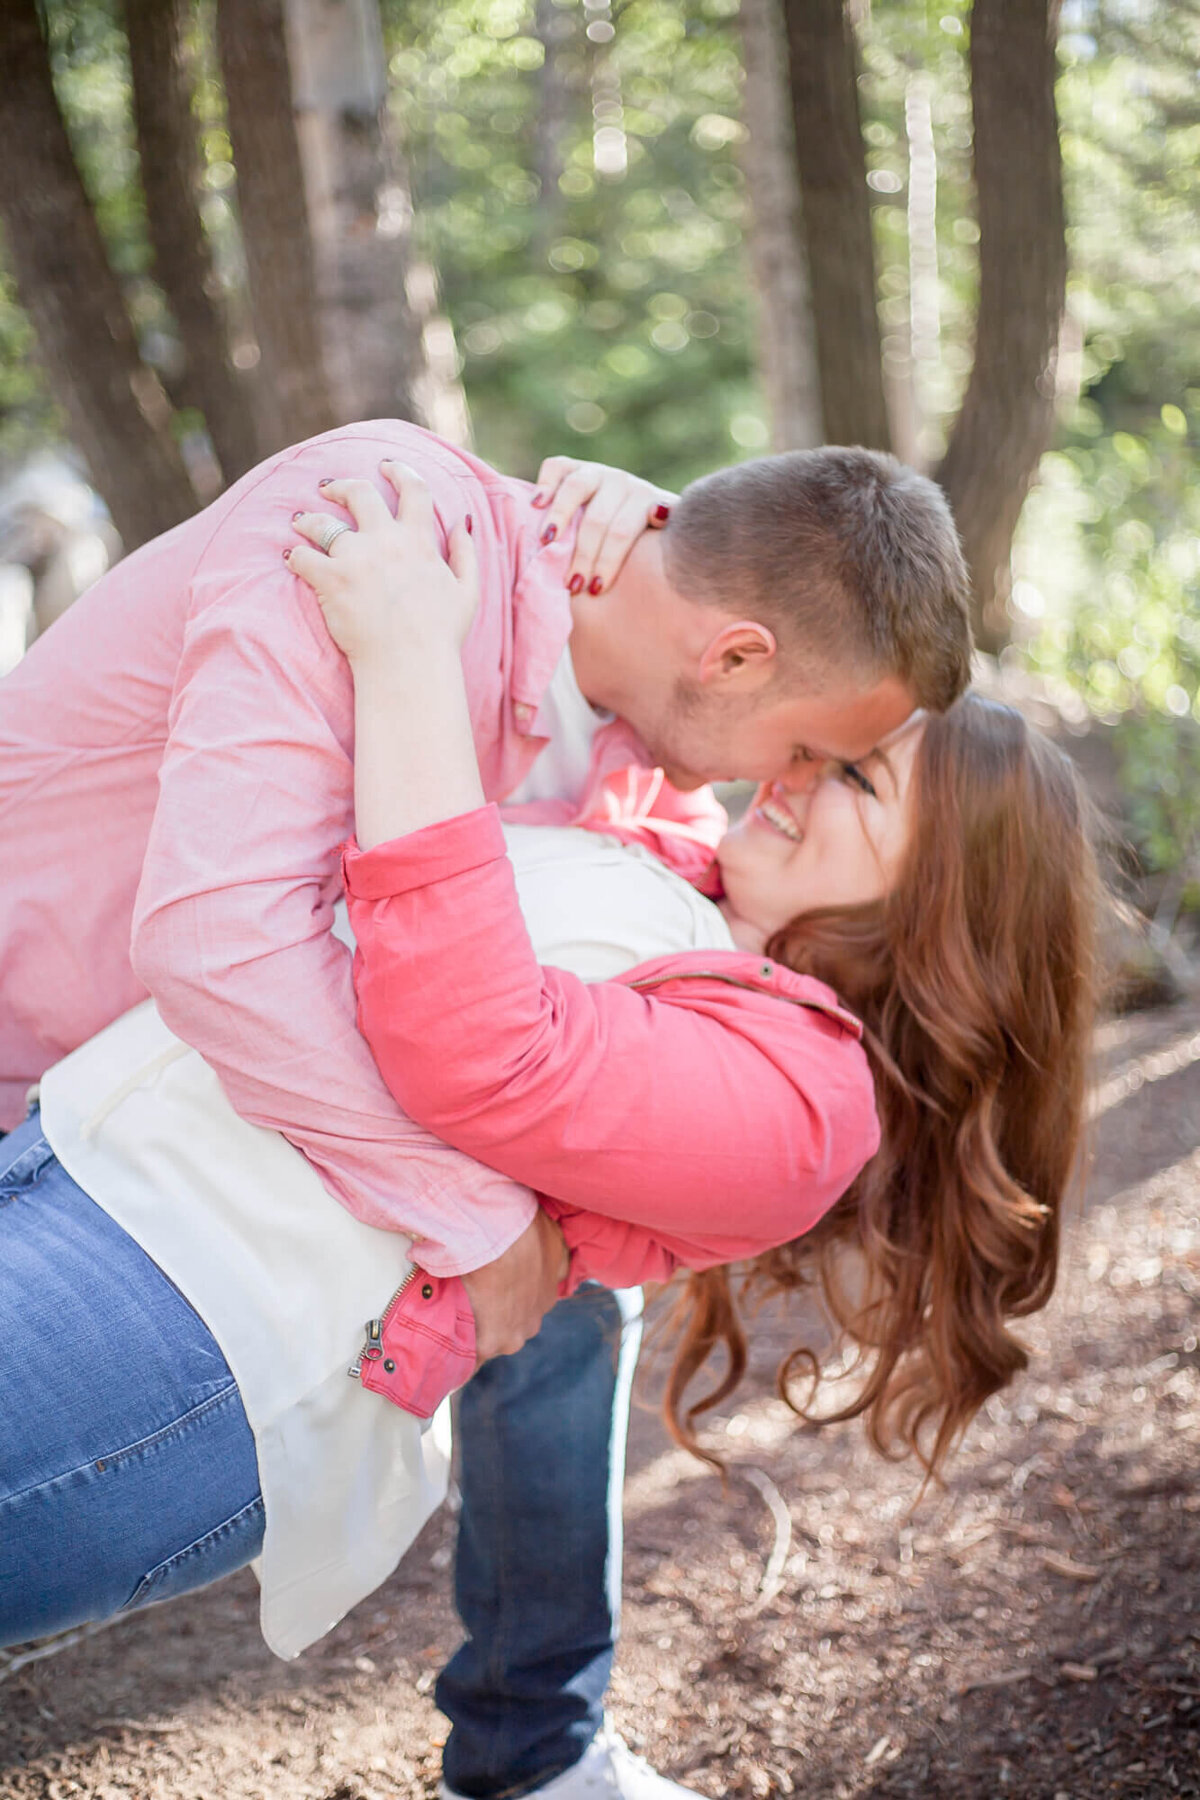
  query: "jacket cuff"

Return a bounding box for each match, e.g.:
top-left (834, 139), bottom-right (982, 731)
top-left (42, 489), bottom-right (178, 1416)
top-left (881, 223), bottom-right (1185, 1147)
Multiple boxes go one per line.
top-left (357, 1271), bottom-right (477, 1419)
top-left (341, 804), bottom-right (507, 901)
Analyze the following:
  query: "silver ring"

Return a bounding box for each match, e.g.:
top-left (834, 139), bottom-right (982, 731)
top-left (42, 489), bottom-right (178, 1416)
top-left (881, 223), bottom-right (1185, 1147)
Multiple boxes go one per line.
top-left (316, 519), bottom-right (352, 554)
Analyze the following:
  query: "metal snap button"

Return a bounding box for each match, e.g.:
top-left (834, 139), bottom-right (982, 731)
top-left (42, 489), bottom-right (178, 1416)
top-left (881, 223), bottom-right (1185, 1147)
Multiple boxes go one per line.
top-left (421, 1282), bottom-right (434, 1299)
top-left (383, 1358), bottom-right (396, 1373)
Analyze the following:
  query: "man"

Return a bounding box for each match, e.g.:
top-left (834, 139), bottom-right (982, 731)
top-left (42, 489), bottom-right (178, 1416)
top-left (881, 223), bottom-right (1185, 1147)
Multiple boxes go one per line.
top-left (0, 422), bottom-right (971, 1800)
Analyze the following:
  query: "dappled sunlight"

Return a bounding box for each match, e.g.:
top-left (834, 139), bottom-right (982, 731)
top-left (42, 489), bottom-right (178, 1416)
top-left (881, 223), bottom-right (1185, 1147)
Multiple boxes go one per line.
top-left (1088, 1024), bottom-right (1200, 1120)
top-left (623, 1395), bottom-right (800, 1521)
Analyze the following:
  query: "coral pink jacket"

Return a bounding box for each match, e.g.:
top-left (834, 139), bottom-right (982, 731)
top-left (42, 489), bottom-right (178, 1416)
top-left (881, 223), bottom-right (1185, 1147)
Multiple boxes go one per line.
top-left (341, 806), bottom-right (881, 1418)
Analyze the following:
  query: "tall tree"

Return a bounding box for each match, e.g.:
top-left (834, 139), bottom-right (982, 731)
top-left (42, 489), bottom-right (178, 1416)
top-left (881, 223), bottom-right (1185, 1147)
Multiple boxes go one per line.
top-left (285, 0), bottom-right (469, 440)
top-left (738, 0), bottom-right (822, 452)
top-left (532, 0), bottom-right (575, 255)
top-left (0, 0), bottom-right (197, 548)
top-left (124, 0), bottom-right (260, 484)
top-left (937, 0), bottom-right (1067, 651)
top-left (216, 0), bottom-right (336, 450)
top-left (780, 0), bottom-right (890, 449)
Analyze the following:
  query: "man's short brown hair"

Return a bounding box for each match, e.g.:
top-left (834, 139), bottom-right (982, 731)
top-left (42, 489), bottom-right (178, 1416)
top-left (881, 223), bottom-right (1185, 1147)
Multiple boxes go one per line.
top-left (665, 447), bottom-right (973, 712)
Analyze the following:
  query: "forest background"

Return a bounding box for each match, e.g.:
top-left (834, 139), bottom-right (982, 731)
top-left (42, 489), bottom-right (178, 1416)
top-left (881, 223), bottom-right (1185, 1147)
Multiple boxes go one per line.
top-left (1, 0), bottom-right (1198, 926)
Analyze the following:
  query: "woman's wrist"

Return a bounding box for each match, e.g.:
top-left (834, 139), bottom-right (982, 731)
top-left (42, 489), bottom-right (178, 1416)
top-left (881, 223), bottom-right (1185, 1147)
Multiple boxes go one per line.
top-left (345, 614), bottom-right (459, 681)
top-left (352, 640), bottom-right (485, 850)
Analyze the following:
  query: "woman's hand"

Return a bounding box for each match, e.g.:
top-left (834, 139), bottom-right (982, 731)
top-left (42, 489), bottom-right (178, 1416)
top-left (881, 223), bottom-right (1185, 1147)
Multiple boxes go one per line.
top-left (288, 460), bottom-right (478, 663)
top-left (289, 460), bottom-right (485, 849)
top-left (532, 456), bottom-right (676, 596)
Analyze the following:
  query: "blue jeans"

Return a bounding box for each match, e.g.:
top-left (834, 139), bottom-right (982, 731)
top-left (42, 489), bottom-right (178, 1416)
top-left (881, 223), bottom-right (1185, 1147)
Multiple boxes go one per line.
top-left (439, 1284), bottom-right (643, 1800)
top-left (0, 1111), bottom-right (639, 1799)
top-left (0, 1113), bottom-right (265, 1643)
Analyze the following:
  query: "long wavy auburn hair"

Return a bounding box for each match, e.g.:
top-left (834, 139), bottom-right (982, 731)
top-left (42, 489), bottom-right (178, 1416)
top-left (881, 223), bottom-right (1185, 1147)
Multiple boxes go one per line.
top-left (662, 695), bottom-right (1102, 1478)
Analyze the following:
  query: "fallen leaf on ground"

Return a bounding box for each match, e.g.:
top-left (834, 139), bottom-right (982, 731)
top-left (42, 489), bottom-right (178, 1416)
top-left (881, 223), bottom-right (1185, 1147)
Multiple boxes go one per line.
top-left (1040, 1550), bottom-right (1103, 1581)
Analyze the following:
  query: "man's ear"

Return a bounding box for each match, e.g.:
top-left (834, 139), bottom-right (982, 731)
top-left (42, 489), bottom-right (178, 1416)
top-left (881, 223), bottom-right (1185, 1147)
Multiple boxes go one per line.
top-left (697, 620), bottom-right (778, 687)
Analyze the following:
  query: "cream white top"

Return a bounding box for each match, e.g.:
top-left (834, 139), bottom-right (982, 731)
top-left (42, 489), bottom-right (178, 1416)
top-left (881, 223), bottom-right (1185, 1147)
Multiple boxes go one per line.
top-left (504, 648), bottom-right (613, 807)
top-left (40, 825), bottom-right (732, 1660)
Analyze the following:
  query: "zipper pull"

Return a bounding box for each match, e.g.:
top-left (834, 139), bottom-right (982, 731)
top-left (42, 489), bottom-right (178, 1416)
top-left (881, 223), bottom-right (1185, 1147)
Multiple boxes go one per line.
top-left (347, 1316), bottom-right (384, 1380)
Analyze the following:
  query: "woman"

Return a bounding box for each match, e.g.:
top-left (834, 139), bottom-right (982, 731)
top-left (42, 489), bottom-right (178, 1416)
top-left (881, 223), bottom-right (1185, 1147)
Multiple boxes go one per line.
top-left (294, 461), bottom-right (1101, 1486)
top-left (0, 466), bottom-right (1098, 1667)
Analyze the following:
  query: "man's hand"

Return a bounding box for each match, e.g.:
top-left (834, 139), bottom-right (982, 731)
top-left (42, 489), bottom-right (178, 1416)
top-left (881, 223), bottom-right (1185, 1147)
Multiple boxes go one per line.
top-left (461, 1210), bottom-right (569, 1364)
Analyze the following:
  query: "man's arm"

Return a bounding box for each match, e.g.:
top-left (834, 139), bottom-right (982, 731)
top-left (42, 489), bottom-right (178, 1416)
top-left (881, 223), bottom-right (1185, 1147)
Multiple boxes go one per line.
top-left (130, 435), bottom-right (538, 1279)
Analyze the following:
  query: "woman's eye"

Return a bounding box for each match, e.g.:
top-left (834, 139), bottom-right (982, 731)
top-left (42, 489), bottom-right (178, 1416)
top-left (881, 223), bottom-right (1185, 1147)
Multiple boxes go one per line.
top-left (841, 762), bottom-right (877, 797)
top-left (792, 746), bottom-right (817, 765)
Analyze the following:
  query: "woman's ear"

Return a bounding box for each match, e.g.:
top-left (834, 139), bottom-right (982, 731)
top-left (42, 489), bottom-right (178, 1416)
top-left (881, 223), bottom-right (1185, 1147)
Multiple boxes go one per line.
top-left (697, 620), bottom-right (778, 687)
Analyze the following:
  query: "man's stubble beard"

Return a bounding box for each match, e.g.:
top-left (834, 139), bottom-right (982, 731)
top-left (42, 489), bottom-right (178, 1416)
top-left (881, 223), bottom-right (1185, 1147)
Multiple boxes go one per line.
top-left (634, 673), bottom-right (730, 792)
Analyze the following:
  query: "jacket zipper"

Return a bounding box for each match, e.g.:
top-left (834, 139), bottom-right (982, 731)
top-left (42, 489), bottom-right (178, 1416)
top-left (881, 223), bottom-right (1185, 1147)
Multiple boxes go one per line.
top-left (348, 1264), bottom-right (419, 1379)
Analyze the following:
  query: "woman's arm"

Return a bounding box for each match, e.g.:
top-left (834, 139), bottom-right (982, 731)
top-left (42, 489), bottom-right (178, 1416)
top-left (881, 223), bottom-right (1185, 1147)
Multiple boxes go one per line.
top-left (342, 811), bottom-right (878, 1256)
top-left (531, 455), bottom-right (675, 596)
top-left (287, 464), bottom-right (485, 849)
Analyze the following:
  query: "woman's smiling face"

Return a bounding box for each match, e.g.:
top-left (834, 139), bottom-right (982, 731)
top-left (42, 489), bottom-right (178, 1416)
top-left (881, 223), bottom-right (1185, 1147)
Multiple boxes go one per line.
top-left (715, 715), bottom-right (924, 943)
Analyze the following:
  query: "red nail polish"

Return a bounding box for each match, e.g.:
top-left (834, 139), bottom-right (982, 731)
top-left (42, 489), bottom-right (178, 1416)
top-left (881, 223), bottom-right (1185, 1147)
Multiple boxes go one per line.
top-left (588, 575), bottom-right (604, 596)
top-left (465, 513), bottom-right (473, 536)
top-left (568, 573), bottom-right (585, 595)
top-left (282, 549), bottom-right (291, 562)
top-left (652, 503), bottom-right (671, 523)
top-left (318, 478), bottom-right (332, 489)
top-left (292, 511), bottom-right (302, 521)
top-left (531, 490), bottom-right (546, 508)
top-left (540, 523), bottom-right (557, 545)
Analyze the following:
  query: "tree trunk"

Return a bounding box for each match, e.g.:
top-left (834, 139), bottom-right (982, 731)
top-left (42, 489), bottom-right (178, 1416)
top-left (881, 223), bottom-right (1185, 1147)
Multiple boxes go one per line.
top-left (284, 0), bottom-right (469, 441)
top-left (0, 0), bottom-right (197, 548)
top-left (738, 0), bottom-right (822, 451)
top-left (532, 0), bottom-right (574, 251)
top-left (215, 0), bottom-right (337, 450)
top-left (780, 0), bottom-right (890, 450)
top-left (937, 0), bottom-right (1067, 653)
top-left (124, 0), bottom-right (260, 484)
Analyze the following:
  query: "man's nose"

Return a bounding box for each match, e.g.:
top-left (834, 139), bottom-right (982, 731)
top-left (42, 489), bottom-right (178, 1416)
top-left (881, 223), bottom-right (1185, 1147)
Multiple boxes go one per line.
top-left (775, 759), bottom-right (825, 795)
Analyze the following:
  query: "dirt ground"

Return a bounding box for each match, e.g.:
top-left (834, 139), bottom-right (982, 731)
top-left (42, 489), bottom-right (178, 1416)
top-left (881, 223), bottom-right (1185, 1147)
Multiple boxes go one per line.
top-left (3, 996), bottom-right (1199, 1800)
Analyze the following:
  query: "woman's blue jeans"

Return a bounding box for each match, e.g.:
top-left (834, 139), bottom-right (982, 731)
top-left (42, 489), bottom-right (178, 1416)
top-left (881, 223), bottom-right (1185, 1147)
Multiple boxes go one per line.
top-left (0, 1111), bottom-right (265, 1641)
top-left (0, 1111), bottom-right (641, 1800)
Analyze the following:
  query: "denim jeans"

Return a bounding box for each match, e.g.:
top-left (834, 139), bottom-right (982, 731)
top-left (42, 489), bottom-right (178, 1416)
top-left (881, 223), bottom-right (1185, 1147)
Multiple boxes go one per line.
top-left (1, 1109), bottom-right (640, 1798)
top-left (439, 1283), bottom-right (643, 1800)
top-left (0, 1112), bottom-right (265, 1645)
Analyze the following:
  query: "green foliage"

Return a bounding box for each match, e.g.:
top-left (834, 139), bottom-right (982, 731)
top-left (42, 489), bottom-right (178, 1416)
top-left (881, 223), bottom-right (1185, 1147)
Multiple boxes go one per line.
top-left (383, 0), bottom-right (757, 486)
top-left (1113, 713), bottom-right (1200, 879)
top-left (45, 0), bottom-right (149, 282)
top-left (1009, 1), bottom-right (1200, 871)
top-left (0, 262), bottom-right (60, 458)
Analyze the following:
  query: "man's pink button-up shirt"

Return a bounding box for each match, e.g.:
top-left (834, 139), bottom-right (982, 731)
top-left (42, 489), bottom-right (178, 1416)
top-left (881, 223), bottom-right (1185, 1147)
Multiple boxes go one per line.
top-left (0, 421), bottom-right (625, 1275)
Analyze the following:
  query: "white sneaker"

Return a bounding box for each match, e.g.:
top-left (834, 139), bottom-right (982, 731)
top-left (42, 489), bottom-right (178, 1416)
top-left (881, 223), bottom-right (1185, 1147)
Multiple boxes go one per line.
top-left (441, 1724), bottom-right (699, 1800)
